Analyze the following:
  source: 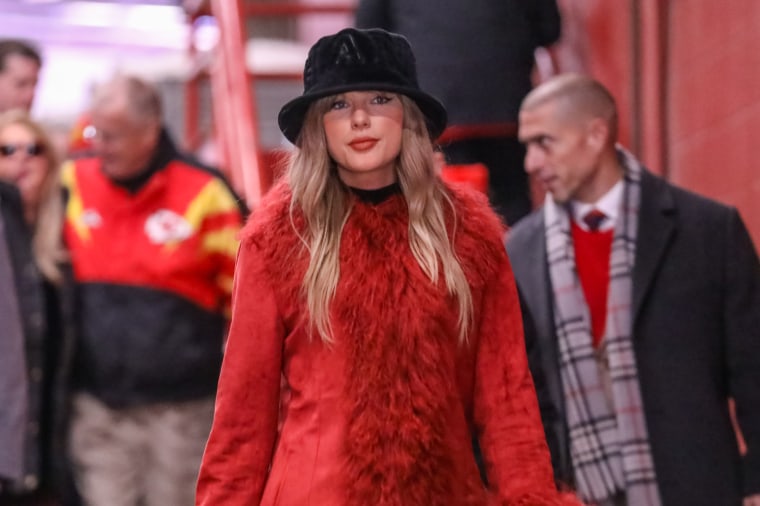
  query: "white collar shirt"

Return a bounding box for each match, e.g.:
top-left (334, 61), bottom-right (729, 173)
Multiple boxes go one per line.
top-left (570, 179), bottom-right (624, 232)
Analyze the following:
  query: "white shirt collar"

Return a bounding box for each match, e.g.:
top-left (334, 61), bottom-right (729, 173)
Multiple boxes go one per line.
top-left (571, 179), bottom-right (624, 231)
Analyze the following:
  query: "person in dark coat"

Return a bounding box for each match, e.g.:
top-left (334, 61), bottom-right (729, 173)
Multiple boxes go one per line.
top-left (506, 73), bottom-right (760, 506)
top-left (0, 109), bottom-right (77, 505)
top-left (355, 0), bottom-right (561, 225)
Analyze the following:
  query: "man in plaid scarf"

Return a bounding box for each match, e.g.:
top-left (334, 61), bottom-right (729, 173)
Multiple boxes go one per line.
top-left (506, 74), bottom-right (760, 506)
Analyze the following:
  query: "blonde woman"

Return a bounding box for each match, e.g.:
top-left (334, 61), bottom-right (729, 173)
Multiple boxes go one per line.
top-left (196, 28), bottom-right (580, 506)
top-left (0, 109), bottom-right (66, 283)
top-left (0, 108), bottom-right (73, 504)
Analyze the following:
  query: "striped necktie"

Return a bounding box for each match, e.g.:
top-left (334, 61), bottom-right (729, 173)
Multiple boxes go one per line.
top-left (583, 209), bottom-right (607, 231)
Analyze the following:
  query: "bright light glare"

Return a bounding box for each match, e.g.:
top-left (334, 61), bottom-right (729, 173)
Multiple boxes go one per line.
top-left (58, 2), bottom-right (185, 31)
top-left (59, 2), bottom-right (117, 27)
top-left (124, 5), bottom-right (186, 31)
top-left (193, 16), bottom-right (219, 52)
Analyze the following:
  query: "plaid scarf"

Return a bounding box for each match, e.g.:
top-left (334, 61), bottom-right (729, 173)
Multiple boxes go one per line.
top-left (544, 148), bottom-right (661, 505)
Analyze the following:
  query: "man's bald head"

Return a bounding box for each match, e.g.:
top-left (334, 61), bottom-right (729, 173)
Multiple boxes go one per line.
top-left (521, 73), bottom-right (619, 146)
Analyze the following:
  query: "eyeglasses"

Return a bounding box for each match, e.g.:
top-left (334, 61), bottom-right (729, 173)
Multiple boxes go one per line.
top-left (0, 143), bottom-right (45, 158)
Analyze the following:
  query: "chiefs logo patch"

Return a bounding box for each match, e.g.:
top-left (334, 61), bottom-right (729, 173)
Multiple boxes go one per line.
top-left (144, 209), bottom-right (193, 244)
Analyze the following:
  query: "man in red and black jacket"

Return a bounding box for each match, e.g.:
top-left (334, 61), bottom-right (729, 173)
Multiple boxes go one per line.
top-left (62, 75), bottom-right (245, 506)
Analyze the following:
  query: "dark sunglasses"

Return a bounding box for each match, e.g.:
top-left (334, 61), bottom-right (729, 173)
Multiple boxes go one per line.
top-left (0, 143), bottom-right (45, 157)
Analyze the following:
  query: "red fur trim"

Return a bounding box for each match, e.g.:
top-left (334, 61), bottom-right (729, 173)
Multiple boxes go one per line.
top-left (336, 196), bottom-right (459, 505)
top-left (340, 186), bottom-right (509, 506)
top-left (446, 183), bottom-right (508, 289)
top-left (240, 182), bottom-right (306, 316)
top-left (240, 181), bottom-right (507, 328)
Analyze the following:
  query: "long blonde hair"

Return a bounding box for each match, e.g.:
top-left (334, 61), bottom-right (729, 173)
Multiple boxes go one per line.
top-left (287, 95), bottom-right (472, 344)
top-left (0, 109), bottom-right (66, 284)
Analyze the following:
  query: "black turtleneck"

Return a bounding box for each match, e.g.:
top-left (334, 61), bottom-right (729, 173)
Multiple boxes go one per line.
top-left (349, 182), bottom-right (401, 205)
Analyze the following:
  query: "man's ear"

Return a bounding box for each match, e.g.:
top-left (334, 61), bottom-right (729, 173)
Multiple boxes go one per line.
top-left (585, 117), bottom-right (610, 152)
top-left (141, 119), bottom-right (162, 147)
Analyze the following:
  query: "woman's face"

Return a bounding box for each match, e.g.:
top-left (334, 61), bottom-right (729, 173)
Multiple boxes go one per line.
top-left (0, 122), bottom-right (48, 214)
top-left (322, 90), bottom-right (404, 190)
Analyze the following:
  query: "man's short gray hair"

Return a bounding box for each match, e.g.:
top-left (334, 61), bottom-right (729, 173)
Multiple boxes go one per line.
top-left (91, 74), bottom-right (162, 124)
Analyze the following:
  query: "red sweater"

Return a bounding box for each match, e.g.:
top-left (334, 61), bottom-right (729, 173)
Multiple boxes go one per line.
top-left (571, 222), bottom-right (613, 347)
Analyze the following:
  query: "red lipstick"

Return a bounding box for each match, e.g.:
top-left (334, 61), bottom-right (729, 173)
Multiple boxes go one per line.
top-left (349, 137), bottom-right (378, 151)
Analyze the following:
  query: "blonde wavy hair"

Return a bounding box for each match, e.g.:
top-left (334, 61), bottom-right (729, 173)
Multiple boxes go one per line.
top-left (0, 109), bottom-right (66, 284)
top-left (287, 94), bottom-right (472, 344)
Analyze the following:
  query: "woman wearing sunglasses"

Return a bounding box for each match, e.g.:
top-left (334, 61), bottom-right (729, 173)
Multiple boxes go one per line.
top-left (0, 108), bottom-right (75, 505)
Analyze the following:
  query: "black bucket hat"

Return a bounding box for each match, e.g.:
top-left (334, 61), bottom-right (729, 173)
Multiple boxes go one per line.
top-left (278, 27), bottom-right (447, 144)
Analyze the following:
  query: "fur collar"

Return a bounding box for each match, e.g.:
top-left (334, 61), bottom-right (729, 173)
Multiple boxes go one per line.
top-left (241, 181), bottom-right (506, 294)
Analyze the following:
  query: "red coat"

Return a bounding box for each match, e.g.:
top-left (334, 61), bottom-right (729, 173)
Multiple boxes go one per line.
top-left (196, 182), bottom-right (576, 506)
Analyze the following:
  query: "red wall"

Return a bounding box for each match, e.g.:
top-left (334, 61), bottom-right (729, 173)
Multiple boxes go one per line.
top-left (558, 0), bottom-right (760, 247)
top-left (556, 0), bottom-right (635, 148)
top-left (668, 0), bottom-right (760, 246)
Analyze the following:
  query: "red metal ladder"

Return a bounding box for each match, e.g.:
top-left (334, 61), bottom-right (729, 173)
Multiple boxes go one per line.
top-left (182, 0), bottom-right (356, 208)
